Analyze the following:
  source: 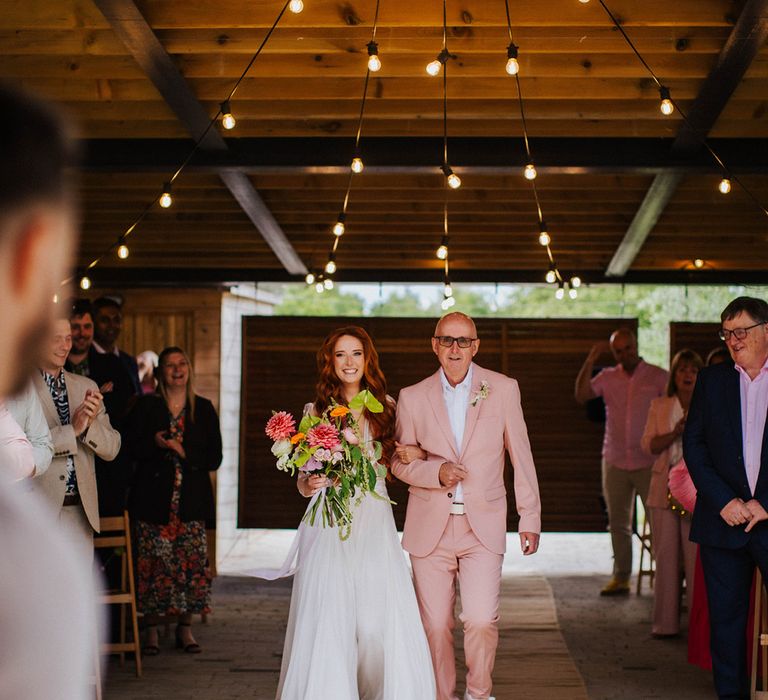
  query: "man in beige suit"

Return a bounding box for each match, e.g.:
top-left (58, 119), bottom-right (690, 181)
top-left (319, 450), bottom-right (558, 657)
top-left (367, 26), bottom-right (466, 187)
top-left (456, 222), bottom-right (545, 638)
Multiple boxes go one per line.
top-left (392, 312), bottom-right (541, 700)
top-left (33, 316), bottom-right (121, 555)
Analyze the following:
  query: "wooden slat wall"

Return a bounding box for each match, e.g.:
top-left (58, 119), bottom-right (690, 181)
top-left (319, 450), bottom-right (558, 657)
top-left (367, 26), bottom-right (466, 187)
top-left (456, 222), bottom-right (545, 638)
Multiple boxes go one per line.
top-left (669, 321), bottom-right (724, 363)
top-left (239, 316), bottom-right (636, 531)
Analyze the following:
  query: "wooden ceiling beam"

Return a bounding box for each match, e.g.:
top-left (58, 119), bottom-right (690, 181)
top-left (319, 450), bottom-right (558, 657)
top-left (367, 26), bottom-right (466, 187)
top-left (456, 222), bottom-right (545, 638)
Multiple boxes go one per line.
top-left (605, 0), bottom-right (768, 278)
top-left (91, 0), bottom-right (307, 275)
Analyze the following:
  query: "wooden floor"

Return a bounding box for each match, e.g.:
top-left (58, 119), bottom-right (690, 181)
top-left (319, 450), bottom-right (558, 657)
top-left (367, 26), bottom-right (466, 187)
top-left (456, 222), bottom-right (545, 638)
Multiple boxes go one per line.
top-left (104, 573), bottom-right (586, 699)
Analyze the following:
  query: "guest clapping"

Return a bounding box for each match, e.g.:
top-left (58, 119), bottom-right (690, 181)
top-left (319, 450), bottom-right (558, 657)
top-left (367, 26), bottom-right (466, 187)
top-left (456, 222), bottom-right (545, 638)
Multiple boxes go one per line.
top-left (641, 349), bottom-right (703, 637)
top-left (128, 346), bottom-right (222, 655)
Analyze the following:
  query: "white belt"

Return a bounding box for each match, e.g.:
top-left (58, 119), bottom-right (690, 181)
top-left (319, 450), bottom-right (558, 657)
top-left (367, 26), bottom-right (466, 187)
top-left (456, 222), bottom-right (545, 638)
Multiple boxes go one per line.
top-left (450, 502), bottom-right (465, 515)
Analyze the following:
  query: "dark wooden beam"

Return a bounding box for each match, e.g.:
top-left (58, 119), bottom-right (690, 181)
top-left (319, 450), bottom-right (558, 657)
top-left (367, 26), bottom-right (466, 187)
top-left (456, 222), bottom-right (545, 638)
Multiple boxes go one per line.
top-left (91, 0), bottom-right (307, 276)
top-left (605, 0), bottom-right (768, 277)
top-left (81, 137), bottom-right (768, 175)
top-left (80, 266), bottom-right (768, 288)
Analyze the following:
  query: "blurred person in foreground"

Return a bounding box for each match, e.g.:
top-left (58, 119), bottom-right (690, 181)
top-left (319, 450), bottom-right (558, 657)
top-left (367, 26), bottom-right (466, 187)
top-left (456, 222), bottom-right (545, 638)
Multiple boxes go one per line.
top-left (0, 82), bottom-right (98, 700)
top-left (684, 297), bottom-right (768, 699)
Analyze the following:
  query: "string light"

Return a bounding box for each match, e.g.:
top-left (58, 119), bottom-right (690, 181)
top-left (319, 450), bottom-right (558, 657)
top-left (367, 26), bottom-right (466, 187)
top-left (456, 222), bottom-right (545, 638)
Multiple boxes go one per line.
top-left (523, 163), bottom-right (537, 180)
top-left (718, 177), bottom-right (732, 194)
top-left (351, 157), bottom-right (364, 173)
top-left (441, 164), bottom-right (461, 189)
top-left (444, 282), bottom-right (453, 297)
top-left (117, 244), bottom-right (129, 259)
top-left (505, 43), bottom-right (520, 76)
top-left (426, 49), bottom-right (450, 76)
top-left (441, 296), bottom-right (456, 310)
top-left (288, 0), bottom-right (304, 13)
top-left (221, 100), bottom-right (236, 130)
top-left (315, 281), bottom-right (325, 293)
top-left (332, 213), bottom-right (346, 237)
top-left (693, 258), bottom-right (705, 269)
top-left (555, 284), bottom-right (565, 300)
top-left (436, 240), bottom-right (448, 260)
top-left (159, 182), bottom-right (173, 209)
top-left (659, 86), bottom-right (674, 116)
top-left (571, 276), bottom-right (582, 288)
top-left (367, 41), bottom-right (381, 72)
top-left (578, 0), bottom-right (591, 3)
top-left (325, 255), bottom-right (337, 275)
top-left (324, 278), bottom-right (334, 290)
top-left (305, 272), bottom-right (315, 285)
top-left (569, 284), bottom-right (578, 300)
top-left (538, 222), bottom-right (550, 247)
top-left (545, 266), bottom-right (557, 284)
top-left (80, 276), bottom-right (92, 291)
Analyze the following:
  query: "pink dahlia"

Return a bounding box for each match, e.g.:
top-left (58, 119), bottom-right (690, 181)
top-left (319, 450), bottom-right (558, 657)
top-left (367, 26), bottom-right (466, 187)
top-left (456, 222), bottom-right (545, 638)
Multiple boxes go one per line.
top-left (265, 411), bottom-right (296, 441)
top-left (306, 422), bottom-right (341, 451)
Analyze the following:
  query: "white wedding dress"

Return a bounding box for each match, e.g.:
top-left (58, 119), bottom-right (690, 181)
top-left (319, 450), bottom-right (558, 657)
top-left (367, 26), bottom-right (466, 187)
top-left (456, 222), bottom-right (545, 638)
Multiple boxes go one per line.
top-left (262, 415), bottom-right (435, 700)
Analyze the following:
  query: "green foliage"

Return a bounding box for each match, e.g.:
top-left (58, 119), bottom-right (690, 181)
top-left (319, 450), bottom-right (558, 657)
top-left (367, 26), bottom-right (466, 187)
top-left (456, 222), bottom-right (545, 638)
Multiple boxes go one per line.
top-left (274, 284), bottom-right (365, 316)
top-left (348, 389), bottom-right (384, 413)
top-left (369, 289), bottom-right (430, 316)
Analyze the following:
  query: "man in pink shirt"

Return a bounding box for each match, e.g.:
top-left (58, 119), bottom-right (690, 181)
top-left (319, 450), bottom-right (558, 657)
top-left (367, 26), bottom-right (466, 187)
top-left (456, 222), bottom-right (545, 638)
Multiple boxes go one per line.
top-left (684, 296), bottom-right (768, 699)
top-left (575, 328), bottom-right (668, 595)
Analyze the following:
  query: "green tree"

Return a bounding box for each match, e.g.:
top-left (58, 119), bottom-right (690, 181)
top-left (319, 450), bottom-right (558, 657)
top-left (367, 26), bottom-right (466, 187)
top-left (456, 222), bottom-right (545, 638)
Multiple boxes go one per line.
top-left (273, 284), bottom-right (365, 316)
top-left (369, 290), bottom-right (430, 317)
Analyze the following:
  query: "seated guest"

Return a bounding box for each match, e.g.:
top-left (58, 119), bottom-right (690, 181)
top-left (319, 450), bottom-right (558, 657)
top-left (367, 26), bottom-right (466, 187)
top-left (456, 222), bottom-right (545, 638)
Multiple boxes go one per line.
top-left (128, 346), bottom-right (222, 655)
top-left (137, 350), bottom-right (158, 395)
top-left (91, 296), bottom-right (141, 395)
top-left (32, 316), bottom-right (121, 557)
top-left (6, 379), bottom-right (52, 477)
top-left (0, 400), bottom-right (35, 481)
top-left (641, 349), bottom-right (703, 637)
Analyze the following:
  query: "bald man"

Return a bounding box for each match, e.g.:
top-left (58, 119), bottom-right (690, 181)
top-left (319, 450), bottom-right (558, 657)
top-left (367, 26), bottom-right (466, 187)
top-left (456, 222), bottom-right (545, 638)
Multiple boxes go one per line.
top-left (575, 329), bottom-right (667, 596)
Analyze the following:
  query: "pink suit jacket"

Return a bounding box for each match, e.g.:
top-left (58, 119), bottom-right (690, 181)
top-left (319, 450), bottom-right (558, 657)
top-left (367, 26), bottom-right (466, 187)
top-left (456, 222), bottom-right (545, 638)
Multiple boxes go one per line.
top-left (392, 363), bottom-right (541, 558)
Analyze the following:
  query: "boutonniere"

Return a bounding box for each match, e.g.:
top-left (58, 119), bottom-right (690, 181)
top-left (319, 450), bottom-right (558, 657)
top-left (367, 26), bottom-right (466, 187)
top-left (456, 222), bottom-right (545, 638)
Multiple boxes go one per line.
top-left (470, 380), bottom-right (490, 407)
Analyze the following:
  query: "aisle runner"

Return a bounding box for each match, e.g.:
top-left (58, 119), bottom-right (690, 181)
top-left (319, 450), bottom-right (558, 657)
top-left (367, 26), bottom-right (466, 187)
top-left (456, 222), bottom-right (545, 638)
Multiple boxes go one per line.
top-left (105, 574), bottom-right (586, 700)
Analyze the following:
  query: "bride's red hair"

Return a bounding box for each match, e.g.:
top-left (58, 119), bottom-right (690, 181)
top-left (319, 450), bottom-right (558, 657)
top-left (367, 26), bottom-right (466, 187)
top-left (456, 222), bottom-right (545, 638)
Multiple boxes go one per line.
top-left (314, 326), bottom-right (395, 469)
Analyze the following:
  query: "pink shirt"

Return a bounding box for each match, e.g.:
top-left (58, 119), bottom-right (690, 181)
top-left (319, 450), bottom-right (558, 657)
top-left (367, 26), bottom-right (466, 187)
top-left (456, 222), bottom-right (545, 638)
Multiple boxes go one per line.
top-left (0, 401), bottom-right (35, 481)
top-left (736, 356), bottom-right (768, 495)
top-left (591, 360), bottom-right (668, 471)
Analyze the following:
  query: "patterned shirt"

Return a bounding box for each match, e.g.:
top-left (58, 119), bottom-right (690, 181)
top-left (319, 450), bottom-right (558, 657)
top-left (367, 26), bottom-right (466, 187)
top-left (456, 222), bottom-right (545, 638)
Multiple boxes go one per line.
top-left (67, 356), bottom-right (89, 377)
top-left (41, 370), bottom-right (78, 496)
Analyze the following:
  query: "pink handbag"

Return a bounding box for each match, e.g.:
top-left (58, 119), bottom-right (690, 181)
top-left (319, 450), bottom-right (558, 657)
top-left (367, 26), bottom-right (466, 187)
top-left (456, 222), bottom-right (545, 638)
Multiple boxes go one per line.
top-left (668, 458), bottom-right (697, 516)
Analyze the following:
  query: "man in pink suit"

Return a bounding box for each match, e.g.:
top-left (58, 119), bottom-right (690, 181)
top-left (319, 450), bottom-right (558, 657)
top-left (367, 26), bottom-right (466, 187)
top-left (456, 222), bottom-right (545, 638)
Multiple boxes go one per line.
top-left (392, 312), bottom-right (541, 700)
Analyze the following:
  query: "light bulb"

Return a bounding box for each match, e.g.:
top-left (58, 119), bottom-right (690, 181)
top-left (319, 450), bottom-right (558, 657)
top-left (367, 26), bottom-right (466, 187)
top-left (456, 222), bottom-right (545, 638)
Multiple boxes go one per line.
top-left (524, 163), bottom-right (537, 180)
top-left (368, 54), bottom-right (381, 72)
top-left (579, 0), bottom-right (590, 3)
top-left (693, 258), bottom-right (705, 269)
top-left (222, 112), bottom-right (236, 130)
top-left (117, 244), bottom-right (129, 259)
top-left (332, 220), bottom-right (345, 237)
top-left (538, 231), bottom-right (551, 247)
top-left (159, 183), bottom-right (172, 208)
top-left (659, 86), bottom-right (674, 115)
top-left (324, 278), bottom-right (334, 290)
top-left (444, 283), bottom-right (453, 298)
top-left (305, 272), bottom-right (315, 285)
top-left (505, 57), bottom-right (520, 75)
top-left (718, 177), bottom-right (731, 194)
top-left (315, 281), bottom-right (324, 293)
top-left (325, 260), bottom-right (336, 274)
top-left (80, 276), bottom-right (92, 291)
top-left (426, 60), bottom-right (441, 76)
top-left (289, 0), bottom-right (303, 13)
top-left (545, 269), bottom-right (556, 284)
top-left (571, 276), bottom-right (581, 288)
top-left (351, 157), bottom-right (364, 173)
top-left (447, 173), bottom-right (461, 189)
top-left (436, 244), bottom-right (448, 260)
top-left (441, 297), bottom-right (451, 310)
top-left (569, 287), bottom-right (578, 300)
top-left (555, 286), bottom-right (565, 300)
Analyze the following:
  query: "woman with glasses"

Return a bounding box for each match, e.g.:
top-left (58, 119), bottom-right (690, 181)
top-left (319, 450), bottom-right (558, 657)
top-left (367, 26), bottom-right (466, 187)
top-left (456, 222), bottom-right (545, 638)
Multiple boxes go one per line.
top-left (641, 349), bottom-right (703, 638)
top-left (273, 326), bottom-right (434, 700)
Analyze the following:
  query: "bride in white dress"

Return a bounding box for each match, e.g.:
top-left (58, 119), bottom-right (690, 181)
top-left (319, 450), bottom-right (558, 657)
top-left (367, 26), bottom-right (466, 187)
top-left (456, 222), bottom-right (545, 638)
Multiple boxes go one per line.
top-left (275, 326), bottom-right (435, 700)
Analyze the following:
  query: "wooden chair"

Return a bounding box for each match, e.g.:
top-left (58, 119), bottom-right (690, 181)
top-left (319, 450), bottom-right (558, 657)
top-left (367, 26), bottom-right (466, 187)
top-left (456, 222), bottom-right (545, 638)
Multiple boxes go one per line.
top-left (751, 570), bottom-right (768, 699)
top-left (635, 497), bottom-right (655, 595)
top-left (94, 511), bottom-right (142, 677)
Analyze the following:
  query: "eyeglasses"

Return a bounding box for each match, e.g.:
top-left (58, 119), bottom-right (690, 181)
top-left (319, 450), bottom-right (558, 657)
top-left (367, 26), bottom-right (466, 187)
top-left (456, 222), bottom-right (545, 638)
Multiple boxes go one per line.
top-left (433, 335), bottom-right (477, 348)
top-left (718, 322), bottom-right (766, 342)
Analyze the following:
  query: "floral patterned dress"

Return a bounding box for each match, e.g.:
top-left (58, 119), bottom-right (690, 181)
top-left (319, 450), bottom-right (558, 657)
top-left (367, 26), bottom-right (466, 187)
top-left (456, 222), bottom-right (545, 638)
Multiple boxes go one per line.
top-left (135, 409), bottom-right (212, 616)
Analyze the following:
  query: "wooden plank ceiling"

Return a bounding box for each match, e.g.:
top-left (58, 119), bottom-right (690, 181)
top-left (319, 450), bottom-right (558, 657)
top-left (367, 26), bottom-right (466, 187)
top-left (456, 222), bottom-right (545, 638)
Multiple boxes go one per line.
top-left (2, 0), bottom-right (767, 285)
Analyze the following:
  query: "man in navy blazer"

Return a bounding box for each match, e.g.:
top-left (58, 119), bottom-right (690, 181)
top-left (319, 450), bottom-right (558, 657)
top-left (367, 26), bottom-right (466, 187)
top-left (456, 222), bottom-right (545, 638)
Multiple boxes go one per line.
top-left (684, 296), bottom-right (768, 700)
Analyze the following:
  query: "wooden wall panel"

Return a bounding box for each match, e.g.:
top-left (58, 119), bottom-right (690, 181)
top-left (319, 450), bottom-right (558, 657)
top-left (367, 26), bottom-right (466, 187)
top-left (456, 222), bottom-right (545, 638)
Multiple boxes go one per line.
top-left (239, 316), bottom-right (637, 532)
top-left (669, 321), bottom-right (724, 364)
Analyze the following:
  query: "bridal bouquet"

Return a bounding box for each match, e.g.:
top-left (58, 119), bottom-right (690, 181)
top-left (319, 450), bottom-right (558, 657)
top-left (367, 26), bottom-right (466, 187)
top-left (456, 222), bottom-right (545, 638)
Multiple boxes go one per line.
top-left (265, 390), bottom-right (387, 539)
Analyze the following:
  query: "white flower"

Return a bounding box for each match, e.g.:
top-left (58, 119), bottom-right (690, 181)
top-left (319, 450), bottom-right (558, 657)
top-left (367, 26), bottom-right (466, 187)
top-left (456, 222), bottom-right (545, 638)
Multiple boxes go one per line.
top-left (470, 380), bottom-right (490, 407)
top-left (271, 439), bottom-right (293, 457)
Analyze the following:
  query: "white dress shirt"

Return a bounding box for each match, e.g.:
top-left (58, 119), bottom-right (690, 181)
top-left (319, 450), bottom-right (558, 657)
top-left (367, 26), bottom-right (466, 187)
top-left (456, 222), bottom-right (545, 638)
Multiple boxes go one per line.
top-left (736, 356), bottom-right (768, 495)
top-left (440, 365), bottom-right (473, 503)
